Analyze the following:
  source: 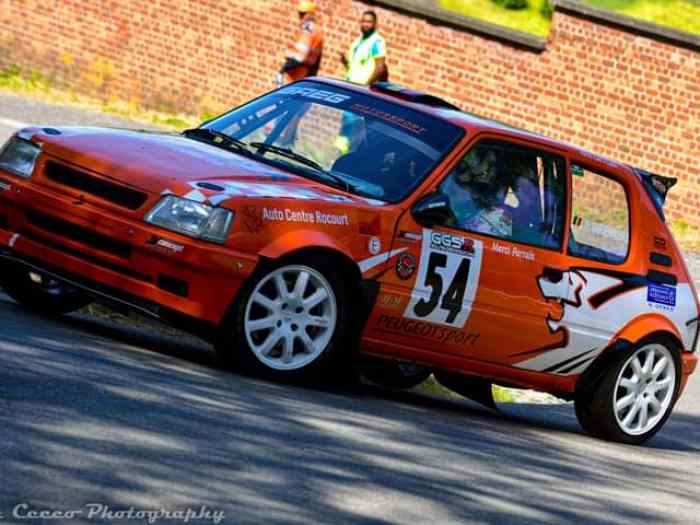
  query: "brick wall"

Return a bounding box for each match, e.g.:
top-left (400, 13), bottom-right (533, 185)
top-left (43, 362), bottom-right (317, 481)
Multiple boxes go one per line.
top-left (0, 0), bottom-right (698, 222)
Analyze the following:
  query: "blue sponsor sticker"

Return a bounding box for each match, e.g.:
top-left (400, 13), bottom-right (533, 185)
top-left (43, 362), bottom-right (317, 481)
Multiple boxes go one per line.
top-left (647, 283), bottom-right (676, 307)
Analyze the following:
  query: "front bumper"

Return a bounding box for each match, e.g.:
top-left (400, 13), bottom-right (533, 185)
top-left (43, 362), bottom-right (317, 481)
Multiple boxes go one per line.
top-left (0, 174), bottom-right (257, 326)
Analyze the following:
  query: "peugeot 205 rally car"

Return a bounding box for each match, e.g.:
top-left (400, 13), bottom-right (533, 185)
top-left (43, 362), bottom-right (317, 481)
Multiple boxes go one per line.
top-left (0, 78), bottom-right (696, 444)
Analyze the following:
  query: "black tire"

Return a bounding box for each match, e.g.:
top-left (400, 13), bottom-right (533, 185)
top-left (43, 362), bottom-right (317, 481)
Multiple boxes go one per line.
top-left (216, 256), bottom-right (352, 383)
top-left (360, 356), bottom-right (431, 390)
top-left (434, 371), bottom-right (497, 409)
top-left (0, 263), bottom-right (92, 316)
top-left (574, 336), bottom-right (681, 445)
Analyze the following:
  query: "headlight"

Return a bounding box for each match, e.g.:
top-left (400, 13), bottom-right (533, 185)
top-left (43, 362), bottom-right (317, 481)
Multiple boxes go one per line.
top-left (0, 137), bottom-right (41, 179)
top-left (144, 196), bottom-right (234, 244)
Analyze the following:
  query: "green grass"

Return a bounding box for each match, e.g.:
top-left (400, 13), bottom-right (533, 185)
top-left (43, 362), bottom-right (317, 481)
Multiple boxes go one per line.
top-left (581, 0), bottom-right (700, 35)
top-left (419, 375), bottom-right (517, 403)
top-left (439, 0), bottom-right (554, 37)
top-left (440, 0), bottom-right (700, 37)
top-left (670, 218), bottom-right (700, 252)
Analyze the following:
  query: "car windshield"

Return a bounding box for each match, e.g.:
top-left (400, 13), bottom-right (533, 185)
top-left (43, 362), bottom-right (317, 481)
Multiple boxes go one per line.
top-left (201, 81), bottom-right (464, 202)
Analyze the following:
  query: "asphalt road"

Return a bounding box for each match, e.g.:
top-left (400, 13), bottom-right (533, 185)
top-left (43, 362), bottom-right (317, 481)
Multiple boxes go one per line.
top-left (0, 94), bottom-right (699, 524)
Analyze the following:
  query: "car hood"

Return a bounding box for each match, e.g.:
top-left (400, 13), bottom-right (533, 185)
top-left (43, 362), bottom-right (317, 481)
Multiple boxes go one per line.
top-left (27, 127), bottom-right (382, 206)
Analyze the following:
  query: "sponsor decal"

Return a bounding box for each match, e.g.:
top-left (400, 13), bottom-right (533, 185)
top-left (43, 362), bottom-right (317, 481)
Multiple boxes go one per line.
top-left (351, 103), bottom-right (428, 135)
top-left (157, 239), bottom-right (184, 253)
top-left (404, 229), bottom-right (483, 328)
top-left (277, 86), bottom-right (351, 104)
top-left (376, 314), bottom-right (479, 346)
top-left (262, 207), bottom-right (350, 226)
top-left (146, 236), bottom-right (184, 254)
top-left (430, 231), bottom-right (474, 255)
top-left (647, 283), bottom-right (676, 309)
top-left (368, 236), bottom-right (381, 255)
top-left (241, 205), bottom-right (263, 234)
top-left (377, 293), bottom-right (402, 309)
top-left (396, 252), bottom-right (417, 280)
top-left (490, 241), bottom-right (535, 261)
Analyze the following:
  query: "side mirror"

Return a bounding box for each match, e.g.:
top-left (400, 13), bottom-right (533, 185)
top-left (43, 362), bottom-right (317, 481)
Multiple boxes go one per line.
top-left (411, 191), bottom-right (452, 227)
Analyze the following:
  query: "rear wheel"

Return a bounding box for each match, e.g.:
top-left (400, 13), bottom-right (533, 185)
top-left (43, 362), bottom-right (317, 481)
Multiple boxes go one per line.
top-left (217, 259), bottom-right (350, 382)
top-left (0, 263), bottom-right (91, 316)
top-left (360, 357), bottom-right (431, 390)
top-left (575, 339), bottom-right (680, 445)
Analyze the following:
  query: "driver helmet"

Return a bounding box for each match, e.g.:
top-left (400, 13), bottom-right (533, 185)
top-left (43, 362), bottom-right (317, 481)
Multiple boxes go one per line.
top-left (456, 147), bottom-right (507, 208)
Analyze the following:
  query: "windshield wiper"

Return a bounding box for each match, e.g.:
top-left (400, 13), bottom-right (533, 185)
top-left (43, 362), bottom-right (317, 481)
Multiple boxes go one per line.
top-left (183, 128), bottom-right (251, 155)
top-left (249, 142), bottom-right (352, 192)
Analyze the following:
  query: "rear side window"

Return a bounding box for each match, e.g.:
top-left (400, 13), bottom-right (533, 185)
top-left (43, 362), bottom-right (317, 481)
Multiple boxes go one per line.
top-left (568, 165), bottom-right (630, 264)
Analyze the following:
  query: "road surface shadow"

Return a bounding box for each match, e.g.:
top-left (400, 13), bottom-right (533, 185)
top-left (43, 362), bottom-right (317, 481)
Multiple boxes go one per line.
top-left (1, 297), bottom-right (699, 524)
top-left (58, 306), bottom-right (700, 453)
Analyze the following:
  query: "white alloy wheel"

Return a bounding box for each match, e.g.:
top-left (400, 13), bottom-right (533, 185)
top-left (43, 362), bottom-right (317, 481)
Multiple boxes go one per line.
top-left (613, 344), bottom-right (676, 436)
top-left (244, 265), bottom-right (337, 371)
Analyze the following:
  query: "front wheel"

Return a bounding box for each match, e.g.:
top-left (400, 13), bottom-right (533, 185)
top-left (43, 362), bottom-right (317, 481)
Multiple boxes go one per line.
top-left (217, 260), bottom-right (350, 381)
top-left (0, 263), bottom-right (92, 316)
top-left (575, 339), bottom-right (680, 445)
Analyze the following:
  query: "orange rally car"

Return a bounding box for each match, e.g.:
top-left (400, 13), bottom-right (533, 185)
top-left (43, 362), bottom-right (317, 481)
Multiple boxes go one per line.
top-left (0, 78), bottom-right (696, 444)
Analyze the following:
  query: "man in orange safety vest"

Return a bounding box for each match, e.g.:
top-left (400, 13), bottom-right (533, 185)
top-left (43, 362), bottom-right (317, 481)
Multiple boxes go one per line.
top-left (277, 1), bottom-right (324, 86)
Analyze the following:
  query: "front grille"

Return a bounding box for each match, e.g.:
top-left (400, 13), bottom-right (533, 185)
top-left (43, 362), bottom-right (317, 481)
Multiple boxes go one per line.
top-left (26, 211), bottom-right (132, 259)
top-left (45, 162), bottom-right (148, 210)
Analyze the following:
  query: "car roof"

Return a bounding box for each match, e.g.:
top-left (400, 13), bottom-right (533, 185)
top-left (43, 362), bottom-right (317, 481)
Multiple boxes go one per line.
top-left (312, 77), bottom-right (628, 173)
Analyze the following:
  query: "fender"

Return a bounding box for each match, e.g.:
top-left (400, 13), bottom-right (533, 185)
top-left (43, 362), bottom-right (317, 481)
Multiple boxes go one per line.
top-left (577, 316), bottom-right (686, 397)
top-left (613, 312), bottom-right (684, 348)
top-left (257, 228), bottom-right (376, 334)
top-left (258, 229), bottom-right (355, 262)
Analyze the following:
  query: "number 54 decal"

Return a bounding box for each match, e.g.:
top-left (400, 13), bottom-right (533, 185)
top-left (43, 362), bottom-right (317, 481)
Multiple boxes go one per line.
top-left (404, 230), bottom-right (483, 328)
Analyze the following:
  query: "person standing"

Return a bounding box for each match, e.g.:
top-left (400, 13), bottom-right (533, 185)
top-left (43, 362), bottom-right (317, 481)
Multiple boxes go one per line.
top-left (340, 10), bottom-right (388, 86)
top-left (277, 1), bottom-right (324, 87)
top-left (334, 10), bottom-right (388, 153)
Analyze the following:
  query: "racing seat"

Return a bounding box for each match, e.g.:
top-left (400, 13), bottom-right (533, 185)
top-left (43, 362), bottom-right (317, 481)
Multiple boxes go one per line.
top-left (508, 164), bottom-right (545, 246)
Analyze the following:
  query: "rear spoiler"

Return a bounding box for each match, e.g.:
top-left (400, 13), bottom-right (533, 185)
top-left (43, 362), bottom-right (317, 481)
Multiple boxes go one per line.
top-left (631, 167), bottom-right (678, 221)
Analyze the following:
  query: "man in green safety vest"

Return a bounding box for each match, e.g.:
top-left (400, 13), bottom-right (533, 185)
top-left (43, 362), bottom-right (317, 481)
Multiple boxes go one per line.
top-left (340, 10), bottom-right (388, 86)
top-left (336, 10), bottom-right (388, 153)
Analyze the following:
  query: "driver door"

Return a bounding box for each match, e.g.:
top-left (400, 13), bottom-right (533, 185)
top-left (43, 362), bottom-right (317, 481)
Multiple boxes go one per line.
top-left (370, 138), bottom-right (572, 367)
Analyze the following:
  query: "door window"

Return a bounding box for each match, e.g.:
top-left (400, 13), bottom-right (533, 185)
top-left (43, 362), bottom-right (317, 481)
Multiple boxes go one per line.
top-left (438, 140), bottom-right (566, 249)
top-left (568, 165), bottom-right (630, 264)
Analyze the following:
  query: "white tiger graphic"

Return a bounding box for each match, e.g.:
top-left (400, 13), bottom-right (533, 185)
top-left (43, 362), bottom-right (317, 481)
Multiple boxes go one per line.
top-left (515, 269), bottom-right (696, 375)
